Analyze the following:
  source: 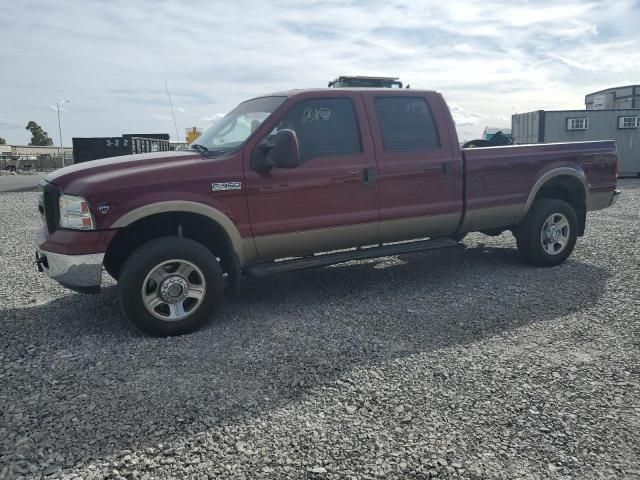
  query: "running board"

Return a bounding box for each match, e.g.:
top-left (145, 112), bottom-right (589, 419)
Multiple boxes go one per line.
top-left (243, 238), bottom-right (462, 278)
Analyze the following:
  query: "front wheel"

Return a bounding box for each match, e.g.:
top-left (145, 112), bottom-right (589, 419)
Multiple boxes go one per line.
top-left (516, 199), bottom-right (578, 267)
top-left (118, 237), bottom-right (224, 336)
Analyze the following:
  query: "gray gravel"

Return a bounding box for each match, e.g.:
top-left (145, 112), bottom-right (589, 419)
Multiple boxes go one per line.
top-left (0, 173), bottom-right (46, 193)
top-left (1, 181), bottom-right (639, 479)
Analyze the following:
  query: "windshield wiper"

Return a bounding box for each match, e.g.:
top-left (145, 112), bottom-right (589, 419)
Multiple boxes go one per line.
top-left (190, 143), bottom-right (209, 152)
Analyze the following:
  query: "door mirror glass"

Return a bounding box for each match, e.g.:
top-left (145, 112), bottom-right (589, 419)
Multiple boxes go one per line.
top-left (267, 129), bottom-right (301, 169)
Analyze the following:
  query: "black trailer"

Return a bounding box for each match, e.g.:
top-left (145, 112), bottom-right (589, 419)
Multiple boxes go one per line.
top-left (72, 133), bottom-right (170, 164)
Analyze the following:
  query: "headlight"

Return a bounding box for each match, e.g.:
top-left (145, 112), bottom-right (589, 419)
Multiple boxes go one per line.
top-left (59, 194), bottom-right (95, 230)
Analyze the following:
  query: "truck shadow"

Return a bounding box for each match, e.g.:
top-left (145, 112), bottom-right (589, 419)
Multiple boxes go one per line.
top-left (2, 243), bottom-right (610, 469)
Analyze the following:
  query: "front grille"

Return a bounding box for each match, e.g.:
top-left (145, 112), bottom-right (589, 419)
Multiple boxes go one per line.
top-left (42, 183), bottom-right (60, 234)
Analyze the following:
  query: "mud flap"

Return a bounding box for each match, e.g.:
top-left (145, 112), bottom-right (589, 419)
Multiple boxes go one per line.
top-left (226, 252), bottom-right (241, 299)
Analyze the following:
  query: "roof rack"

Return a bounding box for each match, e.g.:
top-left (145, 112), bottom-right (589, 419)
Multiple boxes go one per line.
top-left (328, 76), bottom-right (403, 88)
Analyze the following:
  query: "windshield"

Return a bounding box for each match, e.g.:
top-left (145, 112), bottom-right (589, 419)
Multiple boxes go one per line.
top-left (191, 96), bottom-right (287, 153)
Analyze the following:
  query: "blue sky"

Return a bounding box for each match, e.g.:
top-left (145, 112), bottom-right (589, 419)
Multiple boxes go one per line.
top-left (1, 0), bottom-right (639, 145)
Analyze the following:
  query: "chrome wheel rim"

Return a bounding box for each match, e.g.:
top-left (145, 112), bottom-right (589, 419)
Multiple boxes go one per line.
top-left (141, 259), bottom-right (206, 321)
top-left (540, 213), bottom-right (570, 255)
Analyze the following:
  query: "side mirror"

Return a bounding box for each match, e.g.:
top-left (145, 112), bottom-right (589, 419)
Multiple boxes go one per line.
top-left (251, 129), bottom-right (301, 172)
top-left (267, 129), bottom-right (300, 169)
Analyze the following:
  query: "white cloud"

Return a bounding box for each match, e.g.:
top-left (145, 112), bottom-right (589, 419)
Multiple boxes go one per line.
top-left (450, 104), bottom-right (487, 127)
top-left (0, 119), bottom-right (22, 129)
top-left (201, 113), bottom-right (225, 123)
top-left (0, 0), bottom-right (638, 143)
top-left (48, 105), bottom-right (70, 113)
top-left (152, 114), bottom-right (173, 122)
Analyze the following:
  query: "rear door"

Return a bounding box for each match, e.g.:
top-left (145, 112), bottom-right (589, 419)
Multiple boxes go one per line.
top-left (243, 92), bottom-right (379, 260)
top-left (362, 92), bottom-right (463, 241)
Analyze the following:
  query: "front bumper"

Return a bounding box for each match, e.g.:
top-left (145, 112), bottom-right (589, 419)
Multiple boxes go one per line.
top-left (35, 248), bottom-right (104, 294)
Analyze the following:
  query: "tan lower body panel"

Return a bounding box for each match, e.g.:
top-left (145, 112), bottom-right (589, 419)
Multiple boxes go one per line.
top-left (240, 238), bottom-right (260, 265)
top-left (254, 222), bottom-right (377, 260)
top-left (378, 212), bottom-right (460, 243)
top-left (252, 213), bottom-right (461, 262)
top-left (459, 204), bottom-right (524, 232)
top-left (587, 191), bottom-right (615, 211)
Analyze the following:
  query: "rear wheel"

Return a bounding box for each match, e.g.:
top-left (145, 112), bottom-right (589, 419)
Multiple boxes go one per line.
top-left (118, 237), bottom-right (224, 336)
top-left (516, 199), bottom-right (577, 267)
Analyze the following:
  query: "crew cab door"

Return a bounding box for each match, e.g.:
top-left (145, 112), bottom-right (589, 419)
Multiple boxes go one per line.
top-left (243, 92), bottom-right (379, 260)
top-left (362, 92), bottom-right (463, 241)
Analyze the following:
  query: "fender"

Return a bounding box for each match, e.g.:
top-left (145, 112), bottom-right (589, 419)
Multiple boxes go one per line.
top-left (522, 167), bottom-right (588, 216)
top-left (111, 200), bottom-right (256, 265)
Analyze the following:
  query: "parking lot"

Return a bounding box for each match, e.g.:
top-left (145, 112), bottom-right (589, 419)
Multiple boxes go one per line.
top-left (1, 180), bottom-right (638, 479)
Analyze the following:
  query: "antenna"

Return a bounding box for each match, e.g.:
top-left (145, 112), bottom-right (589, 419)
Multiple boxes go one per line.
top-left (164, 79), bottom-right (180, 141)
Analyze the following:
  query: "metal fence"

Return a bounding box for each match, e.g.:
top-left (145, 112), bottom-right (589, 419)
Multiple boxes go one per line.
top-left (0, 154), bottom-right (74, 172)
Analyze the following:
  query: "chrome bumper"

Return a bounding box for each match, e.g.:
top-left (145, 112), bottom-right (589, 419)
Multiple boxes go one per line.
top-left (35, 248), bottom-right (104, 294)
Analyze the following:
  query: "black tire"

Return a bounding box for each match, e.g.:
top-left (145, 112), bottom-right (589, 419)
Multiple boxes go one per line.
top-left (516, 199), bottom-right (578, 267)
top-left (103, 257), bottom-right (122, 281)
top-left (118, 237), bottom-right (224, 336)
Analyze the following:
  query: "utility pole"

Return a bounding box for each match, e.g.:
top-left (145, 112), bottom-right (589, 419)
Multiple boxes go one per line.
top-left (165, 79), bottom-right (180, 142)
top-left (57, 99), bottom-right (69, 158)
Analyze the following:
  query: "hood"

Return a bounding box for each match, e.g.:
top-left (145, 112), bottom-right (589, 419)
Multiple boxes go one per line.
top-left (46, 151), bottom-right (201, 192)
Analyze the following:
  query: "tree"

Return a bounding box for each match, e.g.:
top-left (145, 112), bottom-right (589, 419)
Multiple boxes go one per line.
top-left (0, 138), bottom-right (6, 145)
top-left (25, 121), bottom-right (53, 146)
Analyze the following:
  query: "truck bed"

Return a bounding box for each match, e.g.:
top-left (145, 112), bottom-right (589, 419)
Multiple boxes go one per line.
top-left (459, 140), bottom-right (618, 233)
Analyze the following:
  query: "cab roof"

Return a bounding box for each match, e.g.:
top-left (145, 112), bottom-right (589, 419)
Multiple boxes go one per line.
top-left (263, 88), bottom-right (438, 98)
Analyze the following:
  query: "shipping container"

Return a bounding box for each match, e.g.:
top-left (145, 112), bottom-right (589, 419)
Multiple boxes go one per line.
top-left (72, 133), bottom-right (170, 163)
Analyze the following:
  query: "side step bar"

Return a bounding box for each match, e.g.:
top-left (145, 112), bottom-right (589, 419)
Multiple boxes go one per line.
top-left (243, 237), bottom-right (462, 278)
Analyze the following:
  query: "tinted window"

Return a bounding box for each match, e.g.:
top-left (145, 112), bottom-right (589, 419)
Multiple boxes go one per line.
top-left (273, 98), bottom-right (362, 163)
top-left (374, 97), bottom-right (439, 152)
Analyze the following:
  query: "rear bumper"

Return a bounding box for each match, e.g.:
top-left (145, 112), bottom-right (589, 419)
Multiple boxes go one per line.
top-left (35, 248), bottom-right (104, 294)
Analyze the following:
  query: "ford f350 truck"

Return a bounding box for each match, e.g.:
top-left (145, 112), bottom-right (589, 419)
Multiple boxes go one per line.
top-left (36, 89), bottom-right (620, 335)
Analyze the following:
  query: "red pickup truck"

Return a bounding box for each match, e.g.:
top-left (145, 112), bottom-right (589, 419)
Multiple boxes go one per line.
top-left (36, 89), bottom-right (620, 335)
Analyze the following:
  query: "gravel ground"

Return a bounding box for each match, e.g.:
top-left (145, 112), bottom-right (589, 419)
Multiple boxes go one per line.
top-left (1, 180), bottom-right (639, 480)
top-left (0, 173), bottom-right (46, 193)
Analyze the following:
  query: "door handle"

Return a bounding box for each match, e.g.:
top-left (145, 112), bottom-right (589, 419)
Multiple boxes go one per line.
top-left (347, 169), bottom-right (360, 175)
top-left (363, 167), bottom-right (377, 186)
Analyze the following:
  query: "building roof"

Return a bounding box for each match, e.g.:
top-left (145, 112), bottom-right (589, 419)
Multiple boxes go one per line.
top-left (586, 85), bottom-right (640, 96)
top-left (514, 108), bottom-right (640, 115)
top-left (1, 144), bottom-right (72, 149)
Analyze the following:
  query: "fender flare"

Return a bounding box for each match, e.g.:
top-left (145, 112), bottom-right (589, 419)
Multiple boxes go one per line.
top-left (523, 167), bottom-right (588, 215)
top-left (111, 201), bottom-right (253, 264)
